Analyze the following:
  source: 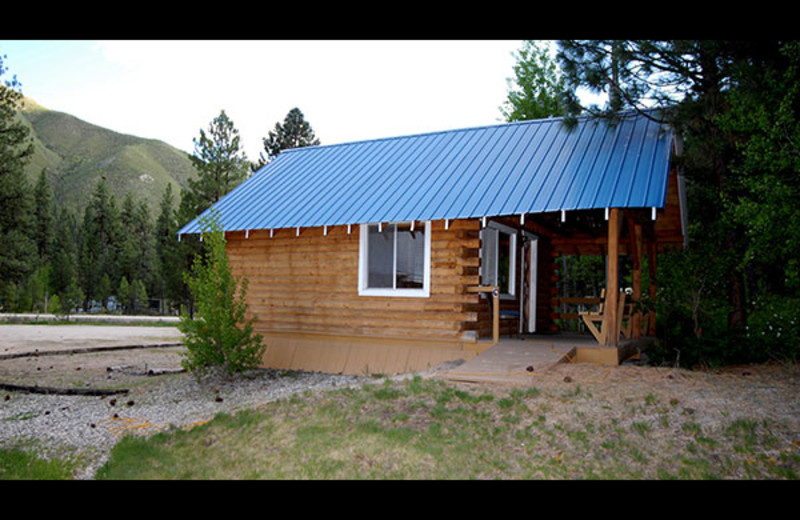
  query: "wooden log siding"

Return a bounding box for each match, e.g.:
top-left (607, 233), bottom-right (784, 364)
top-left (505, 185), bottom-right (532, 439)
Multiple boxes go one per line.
top-left (225, 219), bottom-right (482, 343)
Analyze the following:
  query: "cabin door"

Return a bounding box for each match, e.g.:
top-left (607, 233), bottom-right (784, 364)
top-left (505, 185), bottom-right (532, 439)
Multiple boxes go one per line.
top-left (522, 232), bottom-right (538, 333)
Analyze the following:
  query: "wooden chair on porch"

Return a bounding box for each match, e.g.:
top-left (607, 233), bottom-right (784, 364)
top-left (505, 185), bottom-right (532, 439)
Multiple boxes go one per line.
top-left (620, 296), bottom-right (650, 339)
top-left (579, 289), bottom-right (628, 344)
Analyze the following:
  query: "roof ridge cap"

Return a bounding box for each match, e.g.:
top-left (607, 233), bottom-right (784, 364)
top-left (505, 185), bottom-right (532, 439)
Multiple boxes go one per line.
top-left (283, 116), bottom-right (570, 154)
top-left (284, 109), bottom-right (659, 155)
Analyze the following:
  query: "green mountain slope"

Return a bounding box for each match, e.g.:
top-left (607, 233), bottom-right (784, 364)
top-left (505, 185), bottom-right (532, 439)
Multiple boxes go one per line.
top-left (19, 98), bottom-right (196, 216)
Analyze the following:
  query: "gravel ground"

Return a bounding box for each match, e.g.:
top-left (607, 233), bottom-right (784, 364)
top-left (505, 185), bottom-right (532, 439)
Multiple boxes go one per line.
top-left (0, 345), bottom-right (368, 480)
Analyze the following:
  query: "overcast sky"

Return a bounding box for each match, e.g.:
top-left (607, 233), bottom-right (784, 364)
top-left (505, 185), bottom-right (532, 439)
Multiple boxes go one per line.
top-left (0, 40), bottom-right (525, 160)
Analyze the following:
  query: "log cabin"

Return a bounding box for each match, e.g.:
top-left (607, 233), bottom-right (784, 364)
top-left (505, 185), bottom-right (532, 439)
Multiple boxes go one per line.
top-left (178, 110), bottom-right (686, 375)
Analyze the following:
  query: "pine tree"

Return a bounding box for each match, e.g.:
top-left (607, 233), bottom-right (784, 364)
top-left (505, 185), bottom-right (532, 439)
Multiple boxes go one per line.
top-left (97, 273), bottom-right (112, 311)
top-left (0, 54), bottom-right (36, 294)
top-left (50, 207), bottom-right (79, 297)
top-left (181, 110), bottom-right (249, 221)
top-left (155, 183), bottom-right (183, 312)
top-left (501, 41), bottom-right (568, 122)
top-left (79, 177), bottom-right (120, 306)
top-left (62, 279), bottom-right (83, 316)
top-left (176, 110), bottom-right (250, 317)
top-left (131, 279), bottom-right (148, 312)
top-left (118, 277), bottom-right (130, 313)
top-left (32, 169), bottom-right (54, 266)
top-left (554, 40), bottom-right (800, 364)
top-left (253, 107), bottom-right (320, 169)
top-left (118, 192), bottom-right (155, 302)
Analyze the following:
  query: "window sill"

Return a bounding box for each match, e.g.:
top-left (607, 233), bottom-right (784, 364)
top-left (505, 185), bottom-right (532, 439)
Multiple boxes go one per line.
top-left (358, 287), bottom-right (430, 298)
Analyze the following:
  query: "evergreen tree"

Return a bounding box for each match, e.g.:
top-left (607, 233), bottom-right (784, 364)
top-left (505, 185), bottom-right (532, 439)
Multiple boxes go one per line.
top-left (32, 169), bottom-right (54, 266)
top-left (79, 177), bottom-right (120, 307)
top-left (0, 54), bottom-right (36, 295)
top-left (118, 192), bottom-right (156, 303)
top-left (155, 183), bottom-right (183, 311)
top-left (556, 40), bottom-right (747, 327)
top-left (714, 41), bottom-right (800, 297)
top-left (253, 107), bottom-right (320, 169)
top-left (177, 110), bottom-right (250, 317)
top-left (180, 110), bottom-right (249, 221)
top-left (554, 40), bottom-right (800, 364)
top-left (62, 279), bottom-right (83, 316)
top-left (97, 273), bottom-right (112, 310)
top-left (118, 276), bottom-right (130, 313)
top-left (131, 279), bottom-right (148, 312)
top-left (117, 193), bottom-right (138, 289)
top-left (501, 41), bottom-right (568, 122)
top-left (50, 207), bottom-right (79, 297)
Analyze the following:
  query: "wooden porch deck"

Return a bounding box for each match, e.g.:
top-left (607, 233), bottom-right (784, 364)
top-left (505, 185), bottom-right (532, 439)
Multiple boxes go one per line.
top-left (435, 334), bottom-right (653, 385)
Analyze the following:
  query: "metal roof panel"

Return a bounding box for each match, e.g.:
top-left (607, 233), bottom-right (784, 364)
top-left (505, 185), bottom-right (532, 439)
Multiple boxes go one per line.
top-left (178, 111), bottom-right (674, 235)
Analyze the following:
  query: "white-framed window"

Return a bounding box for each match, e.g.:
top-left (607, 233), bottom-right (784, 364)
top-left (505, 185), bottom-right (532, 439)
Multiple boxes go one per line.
top-left (480, 220), bottom-right (516, 299)
top-left (358, 221), bottom-right (431, 297)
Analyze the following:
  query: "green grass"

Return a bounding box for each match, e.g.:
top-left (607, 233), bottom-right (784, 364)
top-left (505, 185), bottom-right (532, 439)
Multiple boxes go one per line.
top-left (82, 376), bottom-right (800, 480)
top-left (0, 447), bottom-right (76, 480)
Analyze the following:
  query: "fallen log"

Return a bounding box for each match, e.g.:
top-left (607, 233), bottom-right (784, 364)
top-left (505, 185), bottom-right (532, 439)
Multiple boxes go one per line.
top-left (0, 382), bottom-right (129, 396)
top-left (147, 367), bottom-right (186, 376)
top-left (0, 343), bottom-right (183, 360)
top-left (106, 365), bottom-right (186, 376)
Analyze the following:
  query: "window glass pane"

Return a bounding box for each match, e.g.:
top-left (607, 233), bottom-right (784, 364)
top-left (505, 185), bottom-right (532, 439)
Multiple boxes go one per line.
top-left (395, 223), bottom-right (425, 289)
top-left (367, 224), bottom-right (394, 288)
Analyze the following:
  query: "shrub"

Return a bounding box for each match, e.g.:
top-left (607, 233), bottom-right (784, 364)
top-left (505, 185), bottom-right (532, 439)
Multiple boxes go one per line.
top-left (653, 250), bottom-right (800, 367)
top-left (178, 213), bottom-right (264, 375)
top-left (746, 295), bottom-right (800, 363)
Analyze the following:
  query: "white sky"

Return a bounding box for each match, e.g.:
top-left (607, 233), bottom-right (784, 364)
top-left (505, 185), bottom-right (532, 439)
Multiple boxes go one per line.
top-left (0, 40), bottom-right (525, 160)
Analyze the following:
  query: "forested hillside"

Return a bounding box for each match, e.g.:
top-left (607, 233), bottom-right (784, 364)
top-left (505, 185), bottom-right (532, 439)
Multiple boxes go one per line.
top-left (18, 97), bottom-right (195, 217)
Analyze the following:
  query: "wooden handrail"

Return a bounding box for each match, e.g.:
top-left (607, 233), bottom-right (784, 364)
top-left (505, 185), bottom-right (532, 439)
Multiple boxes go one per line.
top-left (466, 285), bottom-right (499, 345)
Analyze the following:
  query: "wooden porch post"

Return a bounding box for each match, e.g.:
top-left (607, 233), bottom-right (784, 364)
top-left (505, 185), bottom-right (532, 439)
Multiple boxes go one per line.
top-left (647, 239), bottom-right (658, 336)
top-left (628, 217), bottom-right (643, 339)
top-left (605, 208), bottom-right (621, 346)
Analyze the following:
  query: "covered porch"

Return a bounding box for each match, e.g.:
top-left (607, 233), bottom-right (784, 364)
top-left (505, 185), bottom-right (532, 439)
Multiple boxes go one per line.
top-left (472, 179), bottom-right (686, 355)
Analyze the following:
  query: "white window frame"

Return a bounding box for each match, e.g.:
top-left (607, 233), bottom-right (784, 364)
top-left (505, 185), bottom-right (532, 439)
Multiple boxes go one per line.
top-left (480, 220), bottom-right (517, 300)
top-left (358, 221), bottom-right (431, 298)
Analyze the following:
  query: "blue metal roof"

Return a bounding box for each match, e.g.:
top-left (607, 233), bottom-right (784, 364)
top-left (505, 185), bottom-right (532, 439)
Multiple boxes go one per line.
top-left (179, 111), bottom-right (674, 235)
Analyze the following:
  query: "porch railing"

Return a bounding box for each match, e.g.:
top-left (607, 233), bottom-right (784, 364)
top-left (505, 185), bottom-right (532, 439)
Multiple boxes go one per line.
top-left (551, 296), bottom-right (604, 324)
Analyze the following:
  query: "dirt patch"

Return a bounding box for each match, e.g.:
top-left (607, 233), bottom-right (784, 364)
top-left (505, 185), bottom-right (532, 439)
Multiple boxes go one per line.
top-left (0, 325), bottom-right (185, 393)
top-left (0, 324), bottom-right (182, 356)
top-left (0, 345), bottom-right (188, 392)
top-left (447, 360), bottom-right (800, 440)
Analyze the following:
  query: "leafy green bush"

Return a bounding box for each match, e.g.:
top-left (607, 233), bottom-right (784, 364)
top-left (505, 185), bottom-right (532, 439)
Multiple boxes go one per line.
top-left (652, 249), bottom-right (800, 367)
top-left (746, 295), bottom-right (800, 363)
top-left (178, 213), bottom-right (264, 375)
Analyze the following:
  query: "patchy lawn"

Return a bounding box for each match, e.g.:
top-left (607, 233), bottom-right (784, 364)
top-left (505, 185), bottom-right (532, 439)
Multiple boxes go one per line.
top-left (94, 363), bottom-right (800, 480)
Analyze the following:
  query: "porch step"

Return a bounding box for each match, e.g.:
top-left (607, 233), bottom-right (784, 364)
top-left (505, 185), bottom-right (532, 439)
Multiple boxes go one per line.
top-left (435, 337), bottom-right (572, 385)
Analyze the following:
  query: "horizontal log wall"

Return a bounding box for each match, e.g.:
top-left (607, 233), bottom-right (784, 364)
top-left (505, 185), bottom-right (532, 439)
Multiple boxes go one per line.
top-left (225, 219), bottom-right (481, 344)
